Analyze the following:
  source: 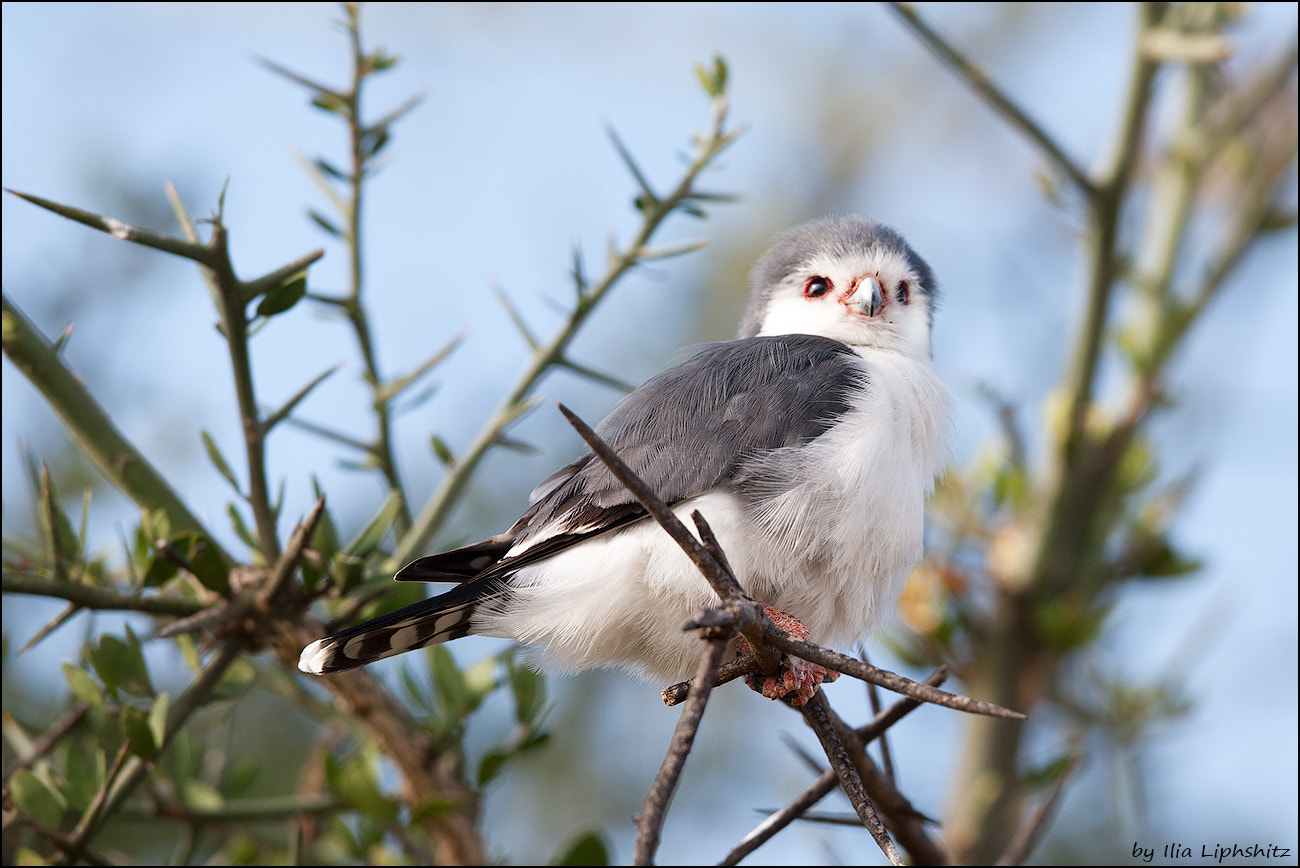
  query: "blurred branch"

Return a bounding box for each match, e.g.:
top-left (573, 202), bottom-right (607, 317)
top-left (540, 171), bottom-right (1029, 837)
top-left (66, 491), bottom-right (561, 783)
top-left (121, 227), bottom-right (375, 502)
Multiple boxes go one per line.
top-left (633, 628), bottom-right (730, 865)
top-left (722, 668), bottom-right (950, 865)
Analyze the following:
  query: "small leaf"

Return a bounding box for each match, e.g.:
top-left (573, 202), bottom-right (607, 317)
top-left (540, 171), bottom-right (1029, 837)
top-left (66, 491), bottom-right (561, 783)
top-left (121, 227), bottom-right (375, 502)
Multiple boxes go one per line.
top-left (365, 50), bottom-right (399, 73)
top-left (308, 209), bottom-right (343, 238)
top-left (153, 531), bottom-right (230, 594)
top-left (343, 492), bottom-right (401, 558)
top-left (256, 269), bottom-right (308, 318)
top-left (89, 628), bottom-right (153, 699)
top-left (38, 465), bottom-right (82, 569)
top-left (430, 435), bottom-right (456, 467)
top-left (63, 741), bottom-right (107, 812)
top-left (507, 654), bottom-right (545, 724)
top-left (62, 662), bottom-right (104, 708)
top-left (695, 55), bottom-right (729, 98)
top-left (173, 633), bottom-right (202, 675)
top-left (148, 692), bottom-right (170, 748)
top-left (429, 645), bottom-right (468, 722)
top-left (227, 503), bottom-right (258, 550)
top-left (310, 93), bottom-right (349, 115)
top-left (211, 658), bottom-right (256, 701)
top-left (179, 779), bottom-right (225, 812)
top-left (201, 430), bottom-right (241, 494)
top-left (551, 831), bottom-right (611, 867)
top-left (359, 126), bottom-right (390, 161)
top-left (121, 705), bottom-right (158, 760)
top-left (313, 157), bottom-right (348, 181)
top-left (9, 770), bottom-right (66, 828)
top-left (476, 746), bottom-right (511, 788)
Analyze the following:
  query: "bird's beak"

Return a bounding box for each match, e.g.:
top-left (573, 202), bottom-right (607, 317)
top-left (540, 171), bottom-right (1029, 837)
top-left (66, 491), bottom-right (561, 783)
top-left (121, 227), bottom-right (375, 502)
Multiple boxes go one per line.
top-left (846, 276), bottom-right (884, 317)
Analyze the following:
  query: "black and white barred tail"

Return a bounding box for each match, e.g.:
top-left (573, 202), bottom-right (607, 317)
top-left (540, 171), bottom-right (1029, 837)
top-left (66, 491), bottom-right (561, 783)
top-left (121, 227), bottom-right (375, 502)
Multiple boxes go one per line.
top-left (297, 580), bottom-right (502, 674)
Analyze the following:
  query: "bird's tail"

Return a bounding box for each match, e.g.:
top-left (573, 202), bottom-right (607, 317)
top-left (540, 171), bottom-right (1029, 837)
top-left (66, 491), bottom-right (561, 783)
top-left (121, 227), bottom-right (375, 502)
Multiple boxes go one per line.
top-left (298, 578), bottom-right (506, 675)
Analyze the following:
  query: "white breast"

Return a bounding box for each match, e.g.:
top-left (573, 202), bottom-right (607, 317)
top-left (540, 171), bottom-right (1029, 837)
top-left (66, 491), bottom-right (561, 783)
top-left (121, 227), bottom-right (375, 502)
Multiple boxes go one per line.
top-left (474, 350), bottom-right (951, 681)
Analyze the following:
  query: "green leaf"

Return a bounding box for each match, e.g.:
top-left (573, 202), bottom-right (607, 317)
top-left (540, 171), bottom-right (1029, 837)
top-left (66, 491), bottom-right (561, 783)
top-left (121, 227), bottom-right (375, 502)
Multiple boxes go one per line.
top-left (308, 209), bottom-right (343, 238)
top-left (148, 692), bottom-right (170, 748)
top-left (121, 704), bottom-right (158, 761)
top-left (359, 126), bottom-right (390, 161)
top-left (476, 746), bottom-right (511, 788)
top-left (313, 157), bottom-right (348, 181)
top-left (180, 779), bottom-right (225, 812)
top-left (223, 757), bottom-right (262, 799)
top-left (227, 502), bottom-right (258, 550)
top-left (324, 752), bottom-right (399, 823)
top-left (365, 50), bottom-right (399, 73)
top-left (201, 430), bottom-right (241, 494)
top-left (38, 465), bottom-right (83, 568)
top-left (398, 661), bottom-right (434, 717)
top-left (89, 628), bottom-right (153, 699)
top-left (343, 492), bottom-right (400, 558)
top-left (144, 531), bottom-right (230, 594)
top-left (310, 93), bottom-right (348, 115)
top-left (210, 658), bottom-right (256, 701)
top-left (428, 434), bottom-right (456, 468)
top-left (507, 654), bottom-right (546, 724)
top-left (9, 770), bottom-right (66, 828)
top-left (463, 654), bottom-right (500, 710)
top-left (62, 662), bottom-right (104, 708)
top-left (695, 55), bottom-right (729, 98)
top-left (551, 831), bottom-right (611, 866)
top-left (256, 269), bottom-right (308, 318)
top-left (428, 645), bottom-right (468, 722)
top-left (173, 633), bottom-right (202, 675)
top-left (63, 740), bottom-right (107, 812)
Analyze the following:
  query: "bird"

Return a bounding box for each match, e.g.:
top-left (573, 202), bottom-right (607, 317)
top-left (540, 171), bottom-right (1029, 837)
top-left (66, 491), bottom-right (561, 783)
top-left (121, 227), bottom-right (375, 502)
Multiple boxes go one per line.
top-left (299, 215), bottom-right (951, 704)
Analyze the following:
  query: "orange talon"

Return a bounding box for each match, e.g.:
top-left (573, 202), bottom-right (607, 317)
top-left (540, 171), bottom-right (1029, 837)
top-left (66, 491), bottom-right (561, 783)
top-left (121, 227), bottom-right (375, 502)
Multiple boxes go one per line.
top-left (737, 606), bottom-right (837, 707)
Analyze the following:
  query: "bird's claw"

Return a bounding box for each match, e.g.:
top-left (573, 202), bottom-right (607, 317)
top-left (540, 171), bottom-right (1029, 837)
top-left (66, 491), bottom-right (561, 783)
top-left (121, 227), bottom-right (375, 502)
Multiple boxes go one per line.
top-left (738, 606), bottom-right (839, 707)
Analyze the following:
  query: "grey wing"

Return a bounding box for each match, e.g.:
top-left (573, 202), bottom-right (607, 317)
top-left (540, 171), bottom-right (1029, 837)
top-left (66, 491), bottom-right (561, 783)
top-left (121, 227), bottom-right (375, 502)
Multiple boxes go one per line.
top-left (506, 333), bottom-right (865, 549)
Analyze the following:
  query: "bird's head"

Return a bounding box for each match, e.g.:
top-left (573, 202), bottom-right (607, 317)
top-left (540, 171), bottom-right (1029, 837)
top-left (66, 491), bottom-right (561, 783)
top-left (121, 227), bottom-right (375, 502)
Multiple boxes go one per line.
top-left (737, 216), bottom-right (939, 358)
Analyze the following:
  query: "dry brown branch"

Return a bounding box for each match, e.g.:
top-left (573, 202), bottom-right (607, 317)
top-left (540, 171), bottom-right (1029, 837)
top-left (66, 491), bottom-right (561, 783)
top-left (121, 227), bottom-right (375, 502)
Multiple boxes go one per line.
top-left (720, 668), bottom-right (951, 866)
top-left (633, 629), bottom-right (732, 865)
top-left (801, 692), bottom-right (902, 865)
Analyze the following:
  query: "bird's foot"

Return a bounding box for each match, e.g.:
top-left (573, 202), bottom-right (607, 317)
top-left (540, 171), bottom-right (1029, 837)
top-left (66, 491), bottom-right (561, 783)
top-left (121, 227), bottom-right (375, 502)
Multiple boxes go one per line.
top-left (738, 606), bottom-right (838, 707)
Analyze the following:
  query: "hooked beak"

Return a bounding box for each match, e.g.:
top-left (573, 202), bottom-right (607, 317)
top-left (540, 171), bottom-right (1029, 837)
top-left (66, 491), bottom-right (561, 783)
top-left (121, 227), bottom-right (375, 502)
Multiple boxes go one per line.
top-left (846, 276), bottom-right (884, 317)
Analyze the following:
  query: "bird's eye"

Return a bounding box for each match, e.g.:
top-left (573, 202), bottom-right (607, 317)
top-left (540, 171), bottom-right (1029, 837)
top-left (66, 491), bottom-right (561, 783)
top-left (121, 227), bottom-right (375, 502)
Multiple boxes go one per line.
top-left (804, 276), bottom-right (832, 299)
top-left (898, 281), bottom-right (911, 304)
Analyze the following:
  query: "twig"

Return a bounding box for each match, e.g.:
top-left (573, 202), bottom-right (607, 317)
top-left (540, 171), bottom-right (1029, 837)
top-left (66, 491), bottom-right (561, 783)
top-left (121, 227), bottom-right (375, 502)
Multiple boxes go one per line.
top-left (801, 693), bottom-right (902, 865)
top-left (634, 631), bottom-right (731, 865)
top-left (721, 668), bottom-right (948, 865)
top-left (661, 656), bottom-right (752, 705)
top-left (861, 651), bottom-right (896, 783)
top-left (822, 700), bottom-right (946, 864)
top-left (2, 571), bottom-right (206, 618)
top-left (883, 3), bottom-right (1096, 197)
top-left (995, 745), bottom-right (1084, 866)
top-left (763, 631), bottom-right (1023, 719)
